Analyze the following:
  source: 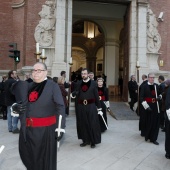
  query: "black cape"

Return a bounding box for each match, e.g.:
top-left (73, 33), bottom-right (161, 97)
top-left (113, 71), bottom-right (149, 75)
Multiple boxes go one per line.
top-left (140, 83), bottom-right (160, 142)
top-left (11, 80), bottom-right (65, 170)
top-left (98, 86), bottom-right (108, 132)
top-left (75, 80), bottom-right (101, 144)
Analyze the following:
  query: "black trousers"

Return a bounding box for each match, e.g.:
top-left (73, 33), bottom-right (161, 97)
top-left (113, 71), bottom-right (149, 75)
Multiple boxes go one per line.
top-left (130, 97), bottom-right (137, 109)
top-left (160, 110), bottom-right (165, 128)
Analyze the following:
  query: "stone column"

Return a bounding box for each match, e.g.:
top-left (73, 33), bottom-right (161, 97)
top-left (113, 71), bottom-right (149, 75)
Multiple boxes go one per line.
top-left (51, 0), bottom-right (72, 78)
top-left (86, 56), bottom-right (96, 73)
top-left (136, 1), bottom-right (148, 83)
top-left (129, 0), bottom-right (138, 76)
top-left (104, 39), bottom-right (119, 86)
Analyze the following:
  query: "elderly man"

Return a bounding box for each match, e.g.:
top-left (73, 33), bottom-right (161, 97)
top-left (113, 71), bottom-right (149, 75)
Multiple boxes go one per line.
top-left (140, 73), bottom-right (161, 145)
top-left (12, 62), bottom-right (66, 170)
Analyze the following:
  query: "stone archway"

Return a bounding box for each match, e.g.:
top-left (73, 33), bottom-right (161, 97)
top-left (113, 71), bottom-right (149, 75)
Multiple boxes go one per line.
top-left (72, 20), bottom-right (105, 75)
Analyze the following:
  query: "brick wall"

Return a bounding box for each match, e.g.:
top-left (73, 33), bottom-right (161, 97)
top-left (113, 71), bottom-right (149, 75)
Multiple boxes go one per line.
top-left (0, 1), bottom-right (14, 70)
top-left (149, 0), bottom-right (170, 71)
top-left (0, 0), bottom-right (45, 71)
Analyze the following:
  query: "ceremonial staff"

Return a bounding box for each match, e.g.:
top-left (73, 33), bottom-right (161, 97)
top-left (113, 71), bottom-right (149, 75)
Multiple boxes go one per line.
top-left (136, 61), bottom-right (140, 116)
top-left (67, 58), bottom-right (73, 115)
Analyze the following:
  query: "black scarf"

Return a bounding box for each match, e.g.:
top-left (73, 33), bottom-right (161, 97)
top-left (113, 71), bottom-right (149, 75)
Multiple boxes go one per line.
top-left (28, 80), bottom-right (47, 102)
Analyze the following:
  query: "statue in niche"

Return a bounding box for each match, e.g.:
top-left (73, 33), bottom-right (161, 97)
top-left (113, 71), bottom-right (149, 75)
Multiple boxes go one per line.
top-left (147, 8), bottom-right (161, 53)
top-left (34, 0), bottom-right (56, 47)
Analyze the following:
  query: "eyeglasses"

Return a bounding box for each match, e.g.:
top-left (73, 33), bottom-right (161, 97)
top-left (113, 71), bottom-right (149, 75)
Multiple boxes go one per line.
top-left (32, 69), bottom-right (46, 73)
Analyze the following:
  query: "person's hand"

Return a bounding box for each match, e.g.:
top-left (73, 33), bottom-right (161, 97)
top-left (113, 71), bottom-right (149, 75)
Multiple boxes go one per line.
top-left (56, 132), bottom-right (64, 141)
top-left (12, 102), bottom-right (27, 114)
top-left (107, 107), bottom-right (110, 112)
top-left (156, 95), bottom-right (162, 101)
top-left (146, 107), bottom-right (152, 112)
top-left (98, 110), bottom-right (103, 116)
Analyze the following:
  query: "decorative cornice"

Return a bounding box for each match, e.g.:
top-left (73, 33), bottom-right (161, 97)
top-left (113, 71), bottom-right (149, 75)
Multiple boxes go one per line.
top-left (12, 0), bottom-right (25, 9)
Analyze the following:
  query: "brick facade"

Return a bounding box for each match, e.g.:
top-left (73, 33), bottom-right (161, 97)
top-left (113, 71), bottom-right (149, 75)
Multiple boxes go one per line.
top-left (0, 0), bottom-right (45, 71)
top-left (0, 0), bottom-right (170, 73)
top-left (149, 0), bottom-right (170, 70)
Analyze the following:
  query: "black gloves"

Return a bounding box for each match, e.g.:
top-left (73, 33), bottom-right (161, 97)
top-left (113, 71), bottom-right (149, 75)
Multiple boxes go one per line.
top-left (12, 103), bottom-right (27, 114)
top-left (146, 107), bottom-right (152, 112)
top-left (56, 132), bottom-right (64, 141)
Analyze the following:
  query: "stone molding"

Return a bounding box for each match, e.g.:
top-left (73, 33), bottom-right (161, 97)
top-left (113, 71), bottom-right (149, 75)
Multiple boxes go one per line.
top-left (12, 0), bottom-right (25, 8)
top-left (105, 38), bottom-right (120, 47)
top-left (34, 0), bottom-right (56, 47)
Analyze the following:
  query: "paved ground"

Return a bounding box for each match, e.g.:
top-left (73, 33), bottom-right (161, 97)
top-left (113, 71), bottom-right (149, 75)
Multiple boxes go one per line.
top-left (0, 102), bottom-right (170, 170)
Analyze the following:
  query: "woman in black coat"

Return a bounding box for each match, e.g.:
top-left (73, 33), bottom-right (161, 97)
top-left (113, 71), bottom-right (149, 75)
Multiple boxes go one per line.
top-left (97, 77), bottom-right (109, 132)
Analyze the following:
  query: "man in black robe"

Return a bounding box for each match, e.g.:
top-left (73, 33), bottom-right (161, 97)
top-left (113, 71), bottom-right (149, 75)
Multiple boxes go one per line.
top-left (128, 75), bottom-right (138, 111)
top-left (158, 75), bottom-right (165, 130)
top-left (12, 62), bottom-right (66, 170)
top-left (71, 68), bottom-right (102, 148)
top-left (140, 73), bottom-right (161, 145)
top-left (139, 74), bottom-right (148, 137)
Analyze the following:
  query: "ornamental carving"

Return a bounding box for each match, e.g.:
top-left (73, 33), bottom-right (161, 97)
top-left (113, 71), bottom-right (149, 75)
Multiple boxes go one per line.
top-left (147, 8), bottom-right (161, 53)
top-left (34, 0), bottom-right (56, 47)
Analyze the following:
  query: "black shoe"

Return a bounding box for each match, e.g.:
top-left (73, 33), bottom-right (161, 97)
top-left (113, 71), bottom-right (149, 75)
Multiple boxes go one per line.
top-left (130, 107), bottom-right (134, 112)
top-left (152, 141), bottom-right (159, 145)
top-left (80, 142), bottom-right (88, 147)
top-left (91, 144), bottom-right (95, 148)
top-left (9, 130), bottom-right (12, 133)
top-left (12, 128), bottom-right (20, 134)
top-left (3, 117), bottom-right (7, 120)
top-left (165, 153), bottom-right (170, 159)
top-left (145, 138), bottom-right (148, 141)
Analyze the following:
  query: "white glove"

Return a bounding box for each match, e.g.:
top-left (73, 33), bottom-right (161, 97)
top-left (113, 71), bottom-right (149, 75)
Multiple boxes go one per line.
top-left (70, 93), bottom-right (76, 99)
top-left (166, 109), bottom-right (170, 121)
top-left (10, 105), bottom-right (19, 117)
top-left (141, 101), bottom-right (150, 110)
top-left (97, 108), bottom-right (103, 116)
top-left (105, 101), bottom-right (110, 108)
top-left (55, 128), bottom-right (65, 133)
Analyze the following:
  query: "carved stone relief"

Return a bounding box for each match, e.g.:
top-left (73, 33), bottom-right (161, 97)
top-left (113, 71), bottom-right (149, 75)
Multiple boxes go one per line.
top-left (34, 0), bottom-right (56, 47)
top-left (147, 7), bottom-right (161, 53)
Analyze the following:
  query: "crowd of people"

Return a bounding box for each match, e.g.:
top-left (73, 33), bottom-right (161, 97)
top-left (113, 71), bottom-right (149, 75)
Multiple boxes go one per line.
top-left (128, 73), bottom-right (170, 159)
top-left (1, 65), bottom-right (170, 169)
top-left (0, 64), bottom-right (109, 170)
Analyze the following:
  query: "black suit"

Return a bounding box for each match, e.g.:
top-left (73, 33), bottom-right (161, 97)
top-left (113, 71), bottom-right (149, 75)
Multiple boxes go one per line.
top-left (128, 80), bottom-right (138, 110)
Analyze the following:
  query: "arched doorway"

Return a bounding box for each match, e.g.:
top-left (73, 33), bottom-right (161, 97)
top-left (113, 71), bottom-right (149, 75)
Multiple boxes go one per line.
top-left (72, 1), bottom-right (130, 101)
top-left (72, 20), bottom-right (105, 77)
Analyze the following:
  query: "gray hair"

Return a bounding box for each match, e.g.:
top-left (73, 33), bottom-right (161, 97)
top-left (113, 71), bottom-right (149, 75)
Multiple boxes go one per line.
top-left (33, 62), bottom-right (47, 70)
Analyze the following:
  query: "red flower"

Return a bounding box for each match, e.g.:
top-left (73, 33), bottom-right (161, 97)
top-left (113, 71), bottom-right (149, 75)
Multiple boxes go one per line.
top-left (82, 85), bottom-right (88, 92)
top-left (29, 91), bottom-right (39, 102)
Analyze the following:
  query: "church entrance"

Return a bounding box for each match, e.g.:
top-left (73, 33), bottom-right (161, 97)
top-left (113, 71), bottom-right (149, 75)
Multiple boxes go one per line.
top-left (72, 0), bottom-right (131, 102)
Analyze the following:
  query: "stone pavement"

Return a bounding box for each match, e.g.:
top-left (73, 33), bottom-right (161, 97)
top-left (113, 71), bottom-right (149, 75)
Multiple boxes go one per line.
top-left (0, 102), bottom-right (170, 170)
